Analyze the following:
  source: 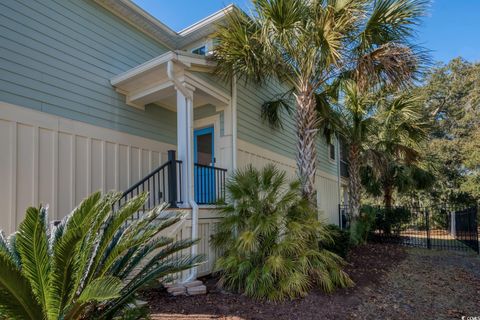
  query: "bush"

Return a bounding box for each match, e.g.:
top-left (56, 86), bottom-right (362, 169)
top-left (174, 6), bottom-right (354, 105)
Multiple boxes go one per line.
top-left (212, 165), bottom-right (352, 301)
top-left (320, 225), bottom-right (351, 258)
top-left (375, 207), bottom-right (412, 234)
top-left (0, 192), bottom-right (203, 319)
top-left (349, 206), bottom-right (376, 245)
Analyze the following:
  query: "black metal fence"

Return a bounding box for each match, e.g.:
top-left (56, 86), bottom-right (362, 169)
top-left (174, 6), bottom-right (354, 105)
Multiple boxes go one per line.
top-left (453, 207), bottom-right (479, 253)
top-left (339, 204), bottom-right (479, 253)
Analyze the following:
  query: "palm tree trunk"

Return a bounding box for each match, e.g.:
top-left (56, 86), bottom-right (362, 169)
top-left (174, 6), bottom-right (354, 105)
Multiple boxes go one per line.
top-left (383, 184), bottom-right (393, 208)
top-left (295, 88), bottom-right (317, 205)
top-left (348, 144), bottom-right (361, 217)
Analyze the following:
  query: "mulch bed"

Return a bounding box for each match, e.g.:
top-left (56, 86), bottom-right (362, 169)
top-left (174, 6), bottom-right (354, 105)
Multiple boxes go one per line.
top-left (144, 243), bottom-right (407, 320)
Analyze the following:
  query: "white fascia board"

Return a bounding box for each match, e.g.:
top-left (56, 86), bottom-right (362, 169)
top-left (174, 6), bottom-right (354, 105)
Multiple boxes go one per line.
top-left (111, 50), bottom-right (216, 88)
top-left (110, 51), bottom-right (175, 86)
top-left (178, 4), bottom-right (236, 36)
top-left (94, 0), bottom-right (177, 48)
top-left (98, 1), bottom-right (238, 50)
top-left (175, 51), bottom-right (217, 68)
top-left (119, 0), bottom-right (177, 36)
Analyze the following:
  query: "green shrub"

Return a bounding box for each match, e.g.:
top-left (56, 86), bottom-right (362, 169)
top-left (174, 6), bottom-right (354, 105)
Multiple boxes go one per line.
top-left (349, 205), bottom-right (376, 245)
top-left (320, 225), bottom-right (351, 258)
top-left (0, 192), bottom-right (203, 319)
top-left (375, 207), bottom-right (412, 234)
top-left (212, 165), bottom-right (352, 301)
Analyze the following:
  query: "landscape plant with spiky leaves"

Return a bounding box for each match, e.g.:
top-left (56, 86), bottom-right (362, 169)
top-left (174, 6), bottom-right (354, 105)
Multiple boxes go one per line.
top-left (212, 164), bottom-right (352, 301)
top-left (214, 0), bottom-right (428, 205)
top-left (0, 192), bottom-right (203, 320)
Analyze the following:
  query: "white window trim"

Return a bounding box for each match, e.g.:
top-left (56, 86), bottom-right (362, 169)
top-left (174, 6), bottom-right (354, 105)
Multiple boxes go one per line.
top-left (328, 140), bottom-right (336, 163)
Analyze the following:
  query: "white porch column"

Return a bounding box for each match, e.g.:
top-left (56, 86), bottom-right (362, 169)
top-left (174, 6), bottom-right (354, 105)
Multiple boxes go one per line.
top-left (176, 85), bottom-right (195, 204)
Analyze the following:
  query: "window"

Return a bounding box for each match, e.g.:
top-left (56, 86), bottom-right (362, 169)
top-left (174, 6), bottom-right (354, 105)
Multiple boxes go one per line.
top-left (191, 45), bottom-right (207, 56)
top-left (329, 142), bottom-right (336, 161)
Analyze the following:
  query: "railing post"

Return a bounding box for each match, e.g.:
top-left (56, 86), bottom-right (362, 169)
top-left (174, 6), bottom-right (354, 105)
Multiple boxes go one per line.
top-left (168, 150), bottom-right (178, 208)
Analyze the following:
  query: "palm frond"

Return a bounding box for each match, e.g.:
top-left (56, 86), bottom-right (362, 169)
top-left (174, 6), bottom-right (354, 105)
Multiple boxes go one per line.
top-left (47, 227), bottom-right (84, 319)
top-left (0, 251), bottom-right (42, 320)
top-left (65, 276), bottom-right (123, 320)
top-left (16, 207), bottom-right (51, 312)
top-left (359, 0), bottom-right (428, 48)
top-left (77, 276), bottom-right (122, 303)
top-left (261, 89), bottom-right (294, 128)
top-left (101, 254), bottom-right (205, 319)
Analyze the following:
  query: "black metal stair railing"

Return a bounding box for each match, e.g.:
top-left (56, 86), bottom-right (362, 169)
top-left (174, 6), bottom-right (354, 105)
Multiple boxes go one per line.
top-left (116, 150), bottom-right (182, 218)
top-left (194, 163), bottom-right (227, 205)
top-left (116, 149), bottom-right (228, 217)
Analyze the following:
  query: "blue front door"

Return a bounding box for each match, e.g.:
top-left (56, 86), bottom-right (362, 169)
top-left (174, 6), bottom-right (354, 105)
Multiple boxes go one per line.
top-left (194, 127), bottom-right (215, 203)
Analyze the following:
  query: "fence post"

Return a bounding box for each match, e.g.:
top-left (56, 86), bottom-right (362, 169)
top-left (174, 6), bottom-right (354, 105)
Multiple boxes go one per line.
top-left (338, 204), bottom-right (342, 229)
top-left (450, 210), bottom-right (456, 237)
top-left (168, 150), bottom-right (178, 208)
top-left (474, 206), bottom-right (479, 254)
top-left (425, 209), bottom-right (431, 249)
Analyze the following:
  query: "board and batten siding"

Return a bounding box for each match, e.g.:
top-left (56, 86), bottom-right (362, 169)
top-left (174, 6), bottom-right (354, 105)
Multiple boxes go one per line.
top-left (0, 103), bottom-right (174, 234)
top-left (0, 0), bottom-right (177, 145)
top-left (237, 140), bottom-right (340, 225)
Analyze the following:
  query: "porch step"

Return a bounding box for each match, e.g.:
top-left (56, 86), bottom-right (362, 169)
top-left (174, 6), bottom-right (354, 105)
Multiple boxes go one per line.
top-left (165, 280), bottom-right (207, 296)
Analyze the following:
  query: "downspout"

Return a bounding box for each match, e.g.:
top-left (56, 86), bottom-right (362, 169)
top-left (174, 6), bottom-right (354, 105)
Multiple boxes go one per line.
top-left (232, 76), bottom-right (238, 171)
top-left (167, 60), bottom-right (199, 282)
top-left (336, 134), bottom-right (341, 219)
top-left (186, 96), bottom-right (198, 282)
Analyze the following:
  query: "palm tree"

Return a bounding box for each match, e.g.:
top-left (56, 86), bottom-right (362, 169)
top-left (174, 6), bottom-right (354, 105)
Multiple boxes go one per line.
top-left (0, 192), bottom-right (203, 319)
top-left (367, 92), bottom-right (430, 207)
top-left (212, 164), bottom-right (352, 300)
top-left (333, 85), bottom-right (430, 216)
top-left (362, 161), bottom-right (436, 207)
top-left (214, 0), bottom-right (428, 205)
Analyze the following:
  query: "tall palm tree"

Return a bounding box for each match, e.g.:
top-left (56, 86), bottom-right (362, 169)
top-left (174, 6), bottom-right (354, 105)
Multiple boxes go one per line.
top-left (333, 86), bottom-right (429, 216)
top-left (363, 93), bottom-right (431, 207)
top-left (214, 0), bottom-right (428, 205)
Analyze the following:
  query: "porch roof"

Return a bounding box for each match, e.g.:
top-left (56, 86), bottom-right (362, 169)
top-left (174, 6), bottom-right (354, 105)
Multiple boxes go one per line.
top-left (111, 51), bottom-right (229, 111)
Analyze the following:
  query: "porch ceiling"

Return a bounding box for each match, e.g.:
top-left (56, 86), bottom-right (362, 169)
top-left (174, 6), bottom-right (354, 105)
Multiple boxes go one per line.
top-left (111, 51), bottom-right (229, 110)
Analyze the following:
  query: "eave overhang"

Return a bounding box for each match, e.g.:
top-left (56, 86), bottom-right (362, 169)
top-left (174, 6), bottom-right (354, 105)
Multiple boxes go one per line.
top-left (111, 51), bottom-right (228, 110)
top-left (94, 0), bottom-right (236, 50)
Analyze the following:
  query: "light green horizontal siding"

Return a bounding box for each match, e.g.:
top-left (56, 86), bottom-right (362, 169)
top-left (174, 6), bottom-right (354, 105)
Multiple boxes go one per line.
top-left (0, 0), bottom-right (176, 144)
top-left (194, 104), bottom-right (225, 136)
top-left (236, 80), bottom-right (338, 176)
top-left (190, 71), bottom-right (231, 95)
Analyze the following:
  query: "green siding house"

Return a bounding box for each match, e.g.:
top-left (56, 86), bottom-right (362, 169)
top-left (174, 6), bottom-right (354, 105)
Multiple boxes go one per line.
top-left (0, 0), bottom-right (348, 276)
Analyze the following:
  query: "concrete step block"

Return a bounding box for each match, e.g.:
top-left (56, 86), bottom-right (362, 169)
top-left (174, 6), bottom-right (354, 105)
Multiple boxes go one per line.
top-left (167, 285), bottom-right (186, 294)
top-left (184, 280), bottom-right (203, 288)
top-left (187, 285), bottom-right (207, 295)
top-left (171, 290), bottom-right (187, 296)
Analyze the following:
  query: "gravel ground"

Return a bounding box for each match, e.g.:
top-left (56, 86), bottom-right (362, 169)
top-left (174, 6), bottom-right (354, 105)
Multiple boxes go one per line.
top-left (352, 248), bottom-right (480, 320)
top-left (146, 244), bottom-right (480, 320)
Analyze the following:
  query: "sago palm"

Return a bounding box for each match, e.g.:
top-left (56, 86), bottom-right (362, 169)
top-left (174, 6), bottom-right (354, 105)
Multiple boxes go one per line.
top-left (212, 164), bottom-right (352, 301)
top-left (0, 192), bottom-right (203, 320)
top-left (214, 0), bottom-right (428, 204)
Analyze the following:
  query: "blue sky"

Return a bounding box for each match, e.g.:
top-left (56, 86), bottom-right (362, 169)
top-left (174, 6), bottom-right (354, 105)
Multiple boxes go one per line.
top-left (133, 0), bottom-right (480, 63)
